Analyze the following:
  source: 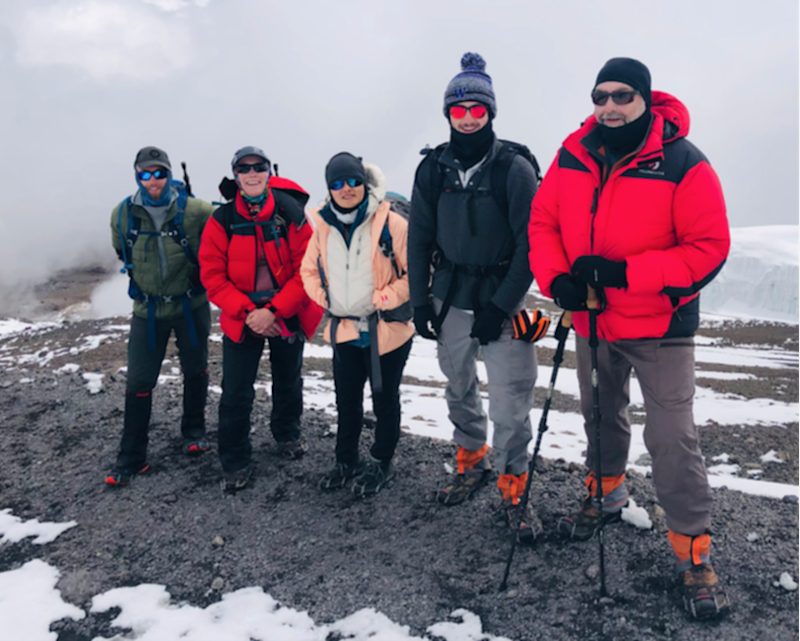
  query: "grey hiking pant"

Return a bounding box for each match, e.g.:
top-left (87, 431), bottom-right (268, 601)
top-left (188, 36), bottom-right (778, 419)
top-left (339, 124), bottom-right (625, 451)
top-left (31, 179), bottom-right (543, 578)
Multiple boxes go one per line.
top-left (575, 334), bottom-right (713, 536)
top-left (433, 298), bottom-right (537, 476)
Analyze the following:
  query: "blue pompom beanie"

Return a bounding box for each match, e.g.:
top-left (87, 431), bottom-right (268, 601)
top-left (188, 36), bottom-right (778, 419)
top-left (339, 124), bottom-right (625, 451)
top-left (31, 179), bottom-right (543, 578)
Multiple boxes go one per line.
top-left (443, 53), bottom-right (497, 119)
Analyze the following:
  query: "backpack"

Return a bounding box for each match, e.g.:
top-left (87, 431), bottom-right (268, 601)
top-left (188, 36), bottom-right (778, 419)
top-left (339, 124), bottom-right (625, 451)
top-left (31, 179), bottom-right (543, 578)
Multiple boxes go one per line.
top-left (416, 139), bottom-right (542, 214)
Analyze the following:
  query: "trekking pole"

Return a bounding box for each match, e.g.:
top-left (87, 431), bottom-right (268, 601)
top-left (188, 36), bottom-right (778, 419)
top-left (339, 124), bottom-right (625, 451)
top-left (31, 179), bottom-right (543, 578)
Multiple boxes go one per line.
top-left (181, 162), bottom-right (193, 197)
top-left (587, 286), bottom-right (608, 597)
top-left (499, 311), bottom-right (573, 592)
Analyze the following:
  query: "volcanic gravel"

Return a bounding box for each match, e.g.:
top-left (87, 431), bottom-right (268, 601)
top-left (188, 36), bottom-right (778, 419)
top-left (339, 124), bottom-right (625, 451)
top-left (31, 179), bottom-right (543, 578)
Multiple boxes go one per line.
top-left (0, 314), bottom-right (797, 641)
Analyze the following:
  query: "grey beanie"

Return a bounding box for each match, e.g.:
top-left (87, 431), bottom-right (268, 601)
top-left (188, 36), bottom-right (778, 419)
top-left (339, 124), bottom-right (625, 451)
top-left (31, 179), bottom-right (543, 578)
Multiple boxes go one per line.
top-left (325, 152), bottom-right (366, 188)
top-left (443, 53), bottom-right (496, 119)
top-left (134, 146), bottom-right (171, 170)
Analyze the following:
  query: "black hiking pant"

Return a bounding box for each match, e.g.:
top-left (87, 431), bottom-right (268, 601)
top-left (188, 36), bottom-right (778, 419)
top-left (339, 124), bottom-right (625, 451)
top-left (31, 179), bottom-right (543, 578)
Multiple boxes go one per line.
top-left (116, 303), bottom-right (210, 470)
top-left (332, 338), bottom-right (412, 467)
top-left (218, 332), bottom-right (304, 473)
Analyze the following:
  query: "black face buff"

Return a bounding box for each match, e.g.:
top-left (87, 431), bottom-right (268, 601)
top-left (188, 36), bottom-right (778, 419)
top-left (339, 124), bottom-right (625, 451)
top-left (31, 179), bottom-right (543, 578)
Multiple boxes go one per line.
top-left (449, 119), bottom-right (494, 168)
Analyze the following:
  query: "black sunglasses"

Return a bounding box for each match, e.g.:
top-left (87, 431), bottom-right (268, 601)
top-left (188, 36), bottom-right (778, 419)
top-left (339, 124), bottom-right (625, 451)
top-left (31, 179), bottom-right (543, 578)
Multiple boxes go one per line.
top-left (235, 162), bottom-right (269, 174)
top-left (591, 89), bottom-right (640, 106)
top-left (137, 169), bottom-right (169, 181)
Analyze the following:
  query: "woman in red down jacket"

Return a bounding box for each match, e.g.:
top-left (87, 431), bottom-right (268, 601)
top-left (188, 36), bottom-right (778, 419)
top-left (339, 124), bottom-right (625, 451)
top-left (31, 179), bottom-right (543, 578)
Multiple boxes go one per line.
top-left (199, 145), bottom-right (323, 492)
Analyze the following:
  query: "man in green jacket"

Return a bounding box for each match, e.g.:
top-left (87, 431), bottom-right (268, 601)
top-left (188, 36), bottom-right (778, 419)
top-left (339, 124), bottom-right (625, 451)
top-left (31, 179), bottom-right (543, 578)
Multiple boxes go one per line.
top-left (106, 146), bottom-right (216, 486)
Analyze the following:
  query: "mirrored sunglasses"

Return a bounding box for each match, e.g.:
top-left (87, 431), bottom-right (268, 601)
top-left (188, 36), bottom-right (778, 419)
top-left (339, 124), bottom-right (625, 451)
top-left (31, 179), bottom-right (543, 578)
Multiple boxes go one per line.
top-left (329, 178), bottom-right (363, 191)
top-left (449, 104), bottom-right (488, 119)
top-left (235, 162), bottom-right (269, 174)
top-left (591, 89), bottom-right (640, 106)
top-left (137, 169), bottom-right (169, 181)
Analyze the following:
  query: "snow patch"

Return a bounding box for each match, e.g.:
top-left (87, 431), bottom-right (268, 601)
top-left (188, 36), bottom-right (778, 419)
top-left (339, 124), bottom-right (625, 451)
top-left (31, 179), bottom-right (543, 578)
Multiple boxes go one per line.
top-left (760, 450), bottom-right (784, 464)
top-left (89, 584), bottom-right (516, 641)
top-left (56, 363), bottom-right (80, 374)
top-left (621, 498), bottom-right (652, 530)
top-left (776, 573), bottom-right (798, 591)
top-left (0, 560), bottom-right (85, 641)
top-left (0, 509), bottom-right (77, 544)
top-left (82, 372), bottom-right (104, 394)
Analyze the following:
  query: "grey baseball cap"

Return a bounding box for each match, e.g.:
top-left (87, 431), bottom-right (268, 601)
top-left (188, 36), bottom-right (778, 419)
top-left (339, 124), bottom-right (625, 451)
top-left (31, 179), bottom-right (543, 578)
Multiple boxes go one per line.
top-left (134, 146), bottom-right (171, 170)
top-left (231, 146), bottom-right (270, 170)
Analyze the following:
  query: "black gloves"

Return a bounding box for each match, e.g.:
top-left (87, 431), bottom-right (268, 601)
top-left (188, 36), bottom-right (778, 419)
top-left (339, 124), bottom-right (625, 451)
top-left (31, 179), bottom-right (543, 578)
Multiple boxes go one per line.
top-left (512, 309), bottom-right (551, 343)
top-left (571, 256), bottom-right (627, 289)
top-left (470, 302), bottom-right (506, 346)
top-left (550, 274), bottom-right (588, 311)
top-left (413, 304), bottom-right (438, 340)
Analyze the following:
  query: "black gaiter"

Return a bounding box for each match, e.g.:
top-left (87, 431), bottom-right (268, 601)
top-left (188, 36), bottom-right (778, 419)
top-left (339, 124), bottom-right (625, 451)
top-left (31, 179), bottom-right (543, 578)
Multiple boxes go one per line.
top-left (449, 120), bottom-right (495, 168)
top-left (598, 109), bottom-right (652, 165)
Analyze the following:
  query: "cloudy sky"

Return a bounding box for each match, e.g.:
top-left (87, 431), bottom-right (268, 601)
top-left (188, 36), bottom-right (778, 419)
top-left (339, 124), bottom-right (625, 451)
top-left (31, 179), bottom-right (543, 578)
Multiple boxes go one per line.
top-left (0, 0), bottom-right (797, 293)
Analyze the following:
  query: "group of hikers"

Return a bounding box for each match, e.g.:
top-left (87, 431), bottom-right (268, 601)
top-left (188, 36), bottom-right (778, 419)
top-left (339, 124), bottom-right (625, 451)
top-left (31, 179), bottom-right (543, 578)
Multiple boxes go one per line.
top-left (106, 53), bottom-right (731, 620)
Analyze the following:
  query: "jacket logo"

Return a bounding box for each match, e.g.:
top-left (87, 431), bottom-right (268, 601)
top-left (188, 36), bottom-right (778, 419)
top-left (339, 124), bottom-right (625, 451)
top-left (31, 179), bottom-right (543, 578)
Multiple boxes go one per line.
top-left (454, 87), bottom-right (466, 99)
top-left (638, 160), bottom-right (665, 176)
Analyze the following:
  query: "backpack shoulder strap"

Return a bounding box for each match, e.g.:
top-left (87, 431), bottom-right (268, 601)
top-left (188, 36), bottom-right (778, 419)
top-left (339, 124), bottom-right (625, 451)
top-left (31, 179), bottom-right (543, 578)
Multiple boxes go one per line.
top-left (379, 213), bottom-right (405, 280)
top-left (414, 143), bottom-right (447, 207)
top-left (490, 141), bottom-right (542, 214)
top-left (213, 201), bottom-right (239, 241)
top-left (165, 186), bottom-right (198, 265)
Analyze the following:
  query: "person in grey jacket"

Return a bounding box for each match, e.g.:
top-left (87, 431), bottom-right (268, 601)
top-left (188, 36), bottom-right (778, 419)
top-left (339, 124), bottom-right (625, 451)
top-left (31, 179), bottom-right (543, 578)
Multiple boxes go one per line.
top-left (408, 53), bottom-right (541, 542)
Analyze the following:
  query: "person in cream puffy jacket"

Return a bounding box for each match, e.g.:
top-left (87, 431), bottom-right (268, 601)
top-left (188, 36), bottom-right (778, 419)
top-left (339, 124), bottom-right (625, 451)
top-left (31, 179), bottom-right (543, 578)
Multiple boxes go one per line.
top-left (301, 152), bottom-right (414, 496)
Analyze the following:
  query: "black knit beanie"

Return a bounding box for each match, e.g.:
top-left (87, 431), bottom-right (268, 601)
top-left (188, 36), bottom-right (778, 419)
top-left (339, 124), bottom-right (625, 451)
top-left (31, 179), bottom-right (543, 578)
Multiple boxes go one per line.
top-left (595, 57), bottom-right (652, 106)
top-left (325, 152), bottom-right (366, 188)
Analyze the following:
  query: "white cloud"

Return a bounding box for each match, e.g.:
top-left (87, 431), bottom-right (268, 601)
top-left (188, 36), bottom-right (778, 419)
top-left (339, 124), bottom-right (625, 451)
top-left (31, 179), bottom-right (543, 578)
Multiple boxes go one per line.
top-left (14, 1), bottom-right (195, 81)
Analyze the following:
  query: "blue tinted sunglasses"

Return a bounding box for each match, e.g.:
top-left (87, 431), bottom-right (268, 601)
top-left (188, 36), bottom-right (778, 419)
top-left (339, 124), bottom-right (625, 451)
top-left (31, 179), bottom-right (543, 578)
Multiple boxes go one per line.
top-left (329, 178), bottom-right (363, 191)
top-left (137, 169), bottom-right (169, 181)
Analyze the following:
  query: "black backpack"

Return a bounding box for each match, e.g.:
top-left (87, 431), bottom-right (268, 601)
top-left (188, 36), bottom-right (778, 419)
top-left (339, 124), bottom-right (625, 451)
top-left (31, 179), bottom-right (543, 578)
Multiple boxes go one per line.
top-left (416, 140), bottom-right (542, 213)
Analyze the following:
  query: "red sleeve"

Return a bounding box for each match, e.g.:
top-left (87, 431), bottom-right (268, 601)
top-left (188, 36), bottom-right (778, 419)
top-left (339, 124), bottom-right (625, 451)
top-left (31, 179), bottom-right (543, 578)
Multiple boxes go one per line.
top-left (199, 217), bottom-right (255, 319)
top-left (270, 220), bottom-right (314, 319)
top-left (625, 161), bottom-right (730, 297)
top-left (528, 152), bottom-right (571, 297)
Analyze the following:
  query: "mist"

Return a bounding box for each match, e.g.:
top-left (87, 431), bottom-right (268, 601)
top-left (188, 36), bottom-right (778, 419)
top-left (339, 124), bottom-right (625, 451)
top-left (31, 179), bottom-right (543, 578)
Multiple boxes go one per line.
top-left (0, 0), bottom-right (796, 304)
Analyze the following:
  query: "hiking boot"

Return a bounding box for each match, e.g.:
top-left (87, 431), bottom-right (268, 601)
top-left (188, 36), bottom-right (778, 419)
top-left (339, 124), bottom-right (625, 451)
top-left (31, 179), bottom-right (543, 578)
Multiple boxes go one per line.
top-left (221, 466), bottom-right (252, 493)
top-left (183, 438), bottom-right (209, 456)
top-left (105, 462), bottom-right (150, 487)
top-left (276, 438), bottom-right (308, 460)
top-left (319, 461), bottom-right (365, 490)
top-left (681, 563), bottom-right (730, 620)
top-left (352, 459), bottom-right (395, 497)
top-left (436, 468), bottom-right (491, 506)
top-left (495, 499), bottom-right (543, 544)
top-left (557, 497), bottom-right (624, 541)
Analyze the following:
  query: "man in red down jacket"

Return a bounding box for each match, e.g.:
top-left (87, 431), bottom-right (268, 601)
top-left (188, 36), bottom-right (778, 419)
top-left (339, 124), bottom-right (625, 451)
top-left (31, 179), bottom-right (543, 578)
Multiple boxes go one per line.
top-left (528, 59), bottom-right (730, 620)
top-left (199, 146), bottom-right (323, 492)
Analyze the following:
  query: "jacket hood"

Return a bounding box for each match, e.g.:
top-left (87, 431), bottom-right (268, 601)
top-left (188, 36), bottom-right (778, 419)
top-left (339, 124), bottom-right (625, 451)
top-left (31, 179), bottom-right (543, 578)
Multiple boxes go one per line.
top-left (569, 90), bottom-right (690, 149)
top-left (363, 162), bottom-right (387, 214)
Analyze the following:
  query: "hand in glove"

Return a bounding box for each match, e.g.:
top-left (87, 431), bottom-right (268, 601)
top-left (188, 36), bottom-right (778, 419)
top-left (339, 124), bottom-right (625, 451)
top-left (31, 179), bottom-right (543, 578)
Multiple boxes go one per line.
top-left (550, 274), bottom-right (588, 311)
top-left (571, 256), bottom-right (627, 289)
top-left (512, 309), bottom-right (551, 343)
top-left (413, 304), bottom-right (438, 340)
top-left (470, 302), bottom-right (506, 346)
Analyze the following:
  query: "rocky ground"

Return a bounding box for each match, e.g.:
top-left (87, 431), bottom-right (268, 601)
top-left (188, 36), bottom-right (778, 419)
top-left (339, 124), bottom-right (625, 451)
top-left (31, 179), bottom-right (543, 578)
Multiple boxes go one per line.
top-left (0, 274), bottom-right (797, 640)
